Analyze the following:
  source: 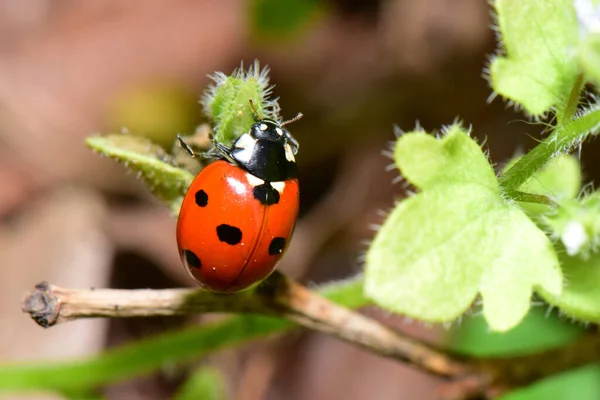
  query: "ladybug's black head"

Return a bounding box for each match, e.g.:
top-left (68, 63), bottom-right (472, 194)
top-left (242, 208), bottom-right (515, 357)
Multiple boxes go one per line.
top-left (229, 106), bottom-right (302, 181)
top-left (250, 119), bottom-right (285, 141)
top-left (250, 119), bottom-right (299, 155)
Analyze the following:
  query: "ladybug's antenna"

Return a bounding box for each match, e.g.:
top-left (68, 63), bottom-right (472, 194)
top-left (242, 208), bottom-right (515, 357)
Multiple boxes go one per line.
top-left (281, 112), bottom-right (303, 127)
top-left (248, 99), bottom-right (262, 121)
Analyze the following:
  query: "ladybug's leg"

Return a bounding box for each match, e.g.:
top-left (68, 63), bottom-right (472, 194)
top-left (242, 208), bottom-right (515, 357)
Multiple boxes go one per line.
top-left (176, 134), bottom-right (219, 159)
top-left (177, 134), bottom-right (239, 166)
top-left (214, 142), bottom-right (233, 157)
top-left (285, 133), bottom-right (299, 155)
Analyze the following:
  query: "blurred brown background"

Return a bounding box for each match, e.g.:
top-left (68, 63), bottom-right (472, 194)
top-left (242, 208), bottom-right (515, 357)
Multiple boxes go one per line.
top-left (1, 1), bottom-right (591, 399)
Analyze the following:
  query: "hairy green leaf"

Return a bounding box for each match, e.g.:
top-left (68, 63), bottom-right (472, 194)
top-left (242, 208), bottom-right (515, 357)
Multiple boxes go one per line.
top-left (539, 250), bottom-right (600, 323)
top-left (202, 62), bottom-right (280, 145)
top-left (394, 127), bottom-right (497, 190)
top-left (490, 0), bottom-right (579, 116)
top-left (86, 135), bottom-right (194, 215)
top-left (365, 128), bottom-right (561, 331)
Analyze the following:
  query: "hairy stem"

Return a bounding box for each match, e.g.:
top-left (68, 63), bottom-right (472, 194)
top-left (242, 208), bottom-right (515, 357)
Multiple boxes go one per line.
top-left (500, 107), bottom-right (600, 191)
top-left (556, 73), bottom-right (585, 126)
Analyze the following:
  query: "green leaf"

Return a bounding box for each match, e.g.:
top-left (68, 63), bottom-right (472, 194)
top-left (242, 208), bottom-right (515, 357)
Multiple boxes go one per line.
top-left (0, 276), bottom-right (366, 394)
top-left (174, 367), bottom-right (227, 400)
top-left (490, 0), bottom-right (579, 116)
top-left (450, 308), bottom-right (582, 357)
top-left (451, 309), bottom-right (600, 400)
top-left (86, 135), bottom-right (194, 215)
top-left (365, 127), bottom-right (561, 331)
top-left (250, 0), bottom-right (323, 39)
top-left (499, 366), bottom-right (600, 400)
top-left (579, 34), bottom-right (600, 87)
top-left (62, 390), bottom-right (105, 400)
top-left (202, 61), bottom-right (280, 145)
top-left (393, 127), bottom-right (497, 190)
top-left (365, 185), bottom-right (561, 331)
top-left (538, 250), bottom-right (600, 323)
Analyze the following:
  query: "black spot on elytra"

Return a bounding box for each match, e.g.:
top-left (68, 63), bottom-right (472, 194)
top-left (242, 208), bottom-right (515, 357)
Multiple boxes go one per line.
top-left (253, 183), bottom-right (280, 205)
top-left (269, 237), bottom-right (286, 255)
top-left (195, 189), bottom-right (208, 207)
top-left (182, 249), bottom-right (201, 269)
top-left (216, 224), bottom-right (242, 245)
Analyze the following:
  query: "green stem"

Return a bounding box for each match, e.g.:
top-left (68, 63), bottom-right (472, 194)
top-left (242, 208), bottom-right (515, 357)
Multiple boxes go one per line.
top-left (500, 107), bottom-right (600, 191)
top-left (556, 73), bottom-right (585, 126)
top-left (0, 276), bottom-right (366, 394)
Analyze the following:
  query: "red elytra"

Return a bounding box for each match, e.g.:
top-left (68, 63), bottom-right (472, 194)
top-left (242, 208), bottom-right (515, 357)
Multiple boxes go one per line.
top-left (176, 160), bottom-right (299, 292)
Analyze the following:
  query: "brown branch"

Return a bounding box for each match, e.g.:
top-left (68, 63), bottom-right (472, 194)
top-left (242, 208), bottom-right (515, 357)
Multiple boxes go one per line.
top-left (22, 272), bottom-right (600, 399)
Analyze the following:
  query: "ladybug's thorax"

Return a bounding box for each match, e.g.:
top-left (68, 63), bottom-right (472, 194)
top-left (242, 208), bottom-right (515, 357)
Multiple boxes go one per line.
top-left (230, 120), bottom-right (298, 182)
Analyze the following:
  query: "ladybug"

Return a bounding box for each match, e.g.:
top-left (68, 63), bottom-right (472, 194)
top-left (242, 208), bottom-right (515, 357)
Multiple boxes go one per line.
top-left (176, 101), bottom-right (303, 292)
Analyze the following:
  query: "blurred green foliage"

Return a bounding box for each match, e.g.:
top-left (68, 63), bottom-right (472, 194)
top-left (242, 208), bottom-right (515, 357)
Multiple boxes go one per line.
top-left (451, 309), bottom-right (600, 399)
top-left (106, 83), bottom-right (201, 148)
top-left (250, 0), bottom-right (324, 39)
top-left (174, 366), bottom-right (227, 400)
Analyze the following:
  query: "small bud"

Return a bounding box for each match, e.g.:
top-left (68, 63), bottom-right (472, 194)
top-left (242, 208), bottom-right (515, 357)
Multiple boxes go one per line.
top-left (561, 220), bottom-right (589, 255)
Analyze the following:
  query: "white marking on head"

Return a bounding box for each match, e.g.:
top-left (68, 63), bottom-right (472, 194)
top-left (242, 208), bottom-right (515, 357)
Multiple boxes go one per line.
top-left (260, 124), bottom-right (268, 131)
top-left (284, 143), bottom-right (295, 162)
top-left (227, 177), bottom-right (247, 195)
top-left (271, 181), bottom-right (286, 194)
top-left (246, 173), bottom-right (265, 187)
top-left (275, 127), bottom-right (284, 136)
